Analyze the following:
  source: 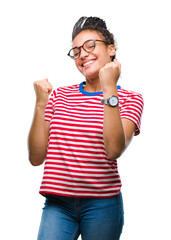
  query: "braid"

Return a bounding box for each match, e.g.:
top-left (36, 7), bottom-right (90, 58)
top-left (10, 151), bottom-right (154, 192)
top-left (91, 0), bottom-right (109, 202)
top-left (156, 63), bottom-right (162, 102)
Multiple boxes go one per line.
top-left (72, 16), bottom-right (117, 60)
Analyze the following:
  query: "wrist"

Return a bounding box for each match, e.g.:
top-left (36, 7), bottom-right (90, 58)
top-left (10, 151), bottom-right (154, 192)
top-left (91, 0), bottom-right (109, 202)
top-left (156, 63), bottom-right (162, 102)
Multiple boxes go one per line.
top-left (102, 85), bottom-right (118, 98)
top-left (35, 102), bottom-right (47, 111)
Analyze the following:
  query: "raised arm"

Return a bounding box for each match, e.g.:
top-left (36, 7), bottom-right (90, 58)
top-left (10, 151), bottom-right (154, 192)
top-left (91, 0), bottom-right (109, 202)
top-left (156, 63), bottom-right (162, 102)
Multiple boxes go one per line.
top-left (28, 79), bottom-right (53, 166)
top-left (99, 60), bottom-right (136, 160)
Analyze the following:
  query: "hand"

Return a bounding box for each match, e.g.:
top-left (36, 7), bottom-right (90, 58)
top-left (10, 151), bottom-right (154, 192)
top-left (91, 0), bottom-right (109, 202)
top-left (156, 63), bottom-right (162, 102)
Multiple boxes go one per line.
top-left (33, 78), bottom-right (53, 107)
top-left (99, 59), bottom-right (121, 92)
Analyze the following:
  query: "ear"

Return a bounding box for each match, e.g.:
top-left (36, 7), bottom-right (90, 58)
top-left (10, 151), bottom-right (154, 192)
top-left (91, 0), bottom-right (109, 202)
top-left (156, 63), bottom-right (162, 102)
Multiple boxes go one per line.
top-left (108, 44), bottom-right (115, 59)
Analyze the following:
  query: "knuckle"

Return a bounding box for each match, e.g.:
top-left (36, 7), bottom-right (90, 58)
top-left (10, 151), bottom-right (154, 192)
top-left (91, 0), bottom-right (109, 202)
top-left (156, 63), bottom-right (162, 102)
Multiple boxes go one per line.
top-left (33, 80), bottom-right (38, 85)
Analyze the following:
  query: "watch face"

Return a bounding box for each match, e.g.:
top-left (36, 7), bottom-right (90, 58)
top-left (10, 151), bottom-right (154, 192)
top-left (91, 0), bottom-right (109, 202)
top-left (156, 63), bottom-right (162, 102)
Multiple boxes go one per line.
top-left (109, 96), bottom-right (118, 106)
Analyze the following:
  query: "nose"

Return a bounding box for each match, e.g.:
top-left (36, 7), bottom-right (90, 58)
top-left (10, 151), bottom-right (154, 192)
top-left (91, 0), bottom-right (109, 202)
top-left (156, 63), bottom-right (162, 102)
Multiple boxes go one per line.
top-left (80, 47), bottom-right (89, 59)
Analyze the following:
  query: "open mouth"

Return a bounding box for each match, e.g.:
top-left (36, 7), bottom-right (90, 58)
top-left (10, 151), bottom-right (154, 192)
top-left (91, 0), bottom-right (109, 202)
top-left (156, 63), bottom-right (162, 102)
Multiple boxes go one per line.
top-left (82, 60), bottom-right (96, 68)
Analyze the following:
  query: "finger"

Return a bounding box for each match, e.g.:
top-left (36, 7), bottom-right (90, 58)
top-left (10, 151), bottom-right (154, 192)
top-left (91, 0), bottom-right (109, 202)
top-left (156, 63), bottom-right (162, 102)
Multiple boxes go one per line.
top-left (44, 82), bottom-right (53, 93)
top-left (114, 59), bottom-right (121, 67)
top-left (33, 79), bottom-right (48, 85)
top-left (37, 78), bottom-right (49, 83)
top-left (41, 78), bottom-right (48, 82)
top-left (114, 59), bottom-right (118, 63)
top-left (48, 88), bottom-right (53, 94)
top-left (47, 85), bottom-right (53, 93)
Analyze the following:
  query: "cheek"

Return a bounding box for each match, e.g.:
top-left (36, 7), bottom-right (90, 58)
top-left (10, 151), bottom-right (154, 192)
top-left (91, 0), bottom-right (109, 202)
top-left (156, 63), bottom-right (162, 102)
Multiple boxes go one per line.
top-left (74, 60), bottom-right (80, 68)
top-left (74, 60), bottom-right (83, 73)
top-left (101, 54), bottom-right (112, 66)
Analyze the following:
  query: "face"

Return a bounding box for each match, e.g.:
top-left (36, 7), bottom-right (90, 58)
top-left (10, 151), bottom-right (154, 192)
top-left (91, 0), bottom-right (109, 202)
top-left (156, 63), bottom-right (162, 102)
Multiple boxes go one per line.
top-left (72, 30), bottom-right (115, 81)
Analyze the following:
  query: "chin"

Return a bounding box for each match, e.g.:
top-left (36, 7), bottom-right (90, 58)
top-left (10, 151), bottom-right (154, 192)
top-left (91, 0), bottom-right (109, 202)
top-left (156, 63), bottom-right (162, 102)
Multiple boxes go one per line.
top-left (82, 69), bottom-right (99, 80)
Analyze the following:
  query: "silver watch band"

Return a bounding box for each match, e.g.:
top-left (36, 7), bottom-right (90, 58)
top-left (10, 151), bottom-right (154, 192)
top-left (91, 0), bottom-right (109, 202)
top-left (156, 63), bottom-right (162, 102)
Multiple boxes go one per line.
top-left (101, 99), bottom-right (108, 104)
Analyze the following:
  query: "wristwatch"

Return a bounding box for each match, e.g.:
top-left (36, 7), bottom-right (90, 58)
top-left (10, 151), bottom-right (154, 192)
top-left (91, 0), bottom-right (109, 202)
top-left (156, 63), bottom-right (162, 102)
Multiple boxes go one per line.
top-left (101, 95), bottom-right (119, 107)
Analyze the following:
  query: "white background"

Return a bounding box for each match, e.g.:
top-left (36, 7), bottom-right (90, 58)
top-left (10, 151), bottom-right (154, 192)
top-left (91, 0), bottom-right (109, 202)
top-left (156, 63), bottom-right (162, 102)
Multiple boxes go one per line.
top-left (0, 0), bottom-right (171, 239)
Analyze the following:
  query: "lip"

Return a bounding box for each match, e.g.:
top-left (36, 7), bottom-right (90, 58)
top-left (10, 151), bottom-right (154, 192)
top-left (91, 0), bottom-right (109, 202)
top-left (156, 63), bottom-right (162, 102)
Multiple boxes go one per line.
top-left (82, 59), bottom-right (97, 68)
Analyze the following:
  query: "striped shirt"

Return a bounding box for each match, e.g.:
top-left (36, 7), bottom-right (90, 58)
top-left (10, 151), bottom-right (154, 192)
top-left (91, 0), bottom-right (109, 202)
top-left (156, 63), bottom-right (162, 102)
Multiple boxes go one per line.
top-left (39, 81), bottom-right (144, 198)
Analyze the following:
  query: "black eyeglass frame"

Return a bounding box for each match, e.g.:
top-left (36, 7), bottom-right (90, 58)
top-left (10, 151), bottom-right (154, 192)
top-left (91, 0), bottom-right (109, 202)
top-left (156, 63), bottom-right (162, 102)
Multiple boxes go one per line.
top-left (67, 39), bottom-right (109, 60)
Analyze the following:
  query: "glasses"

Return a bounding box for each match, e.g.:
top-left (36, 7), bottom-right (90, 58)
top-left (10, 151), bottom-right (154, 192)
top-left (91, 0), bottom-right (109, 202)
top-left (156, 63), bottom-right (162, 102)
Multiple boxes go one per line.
top-left (67, 39), bottom-right (108, 60)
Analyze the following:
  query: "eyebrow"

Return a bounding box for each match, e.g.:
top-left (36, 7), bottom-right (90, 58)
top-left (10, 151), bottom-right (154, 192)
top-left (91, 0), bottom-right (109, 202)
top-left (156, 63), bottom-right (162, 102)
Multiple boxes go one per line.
top-left (72, 42), bottom-right (83, 49)
top-left (72, 39), bottom-right (94, 49)
top-left (72, 45), bottom-right (79, 49)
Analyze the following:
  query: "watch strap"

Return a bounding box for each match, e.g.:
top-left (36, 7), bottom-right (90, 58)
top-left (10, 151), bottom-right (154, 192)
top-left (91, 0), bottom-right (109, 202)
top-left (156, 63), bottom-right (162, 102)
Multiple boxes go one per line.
top-left (101, 98), bottom-right (108, 104)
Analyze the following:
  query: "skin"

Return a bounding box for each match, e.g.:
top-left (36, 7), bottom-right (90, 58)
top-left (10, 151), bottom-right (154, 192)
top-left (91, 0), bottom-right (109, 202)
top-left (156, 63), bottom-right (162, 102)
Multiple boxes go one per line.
top-left (73, 30), bottom-right (136, 159)
top-left (73, 30), bottom-right (116, 92)
top-left (28, 79), bottom-right (52, 166)
top-left (28, 30), bottom-right (136, 166)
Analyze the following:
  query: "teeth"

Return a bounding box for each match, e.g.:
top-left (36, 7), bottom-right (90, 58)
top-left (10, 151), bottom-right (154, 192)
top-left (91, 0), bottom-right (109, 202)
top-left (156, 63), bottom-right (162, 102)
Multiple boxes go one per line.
top-left (83, 61), bottom-right (93, 67)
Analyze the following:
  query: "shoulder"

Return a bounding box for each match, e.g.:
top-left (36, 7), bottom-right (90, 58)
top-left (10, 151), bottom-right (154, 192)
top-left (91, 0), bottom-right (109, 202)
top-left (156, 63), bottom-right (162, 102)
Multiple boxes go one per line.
top-left (118, 87), bottom-right (144, 106)
top-left (57, 83), bottom-right (80, 93)
top-left (118, 87), bottom-right (144, 136)
top-left (50, 83), bottom-right (80, 98)
top-left (118, 87), bottom-right (143, 99)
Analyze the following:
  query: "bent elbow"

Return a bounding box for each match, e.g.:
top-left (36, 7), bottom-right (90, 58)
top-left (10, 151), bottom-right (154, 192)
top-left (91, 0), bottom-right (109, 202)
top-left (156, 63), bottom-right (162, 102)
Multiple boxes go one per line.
top-left (106, 150), bottom-right (122, 161)
top-left (28, 153), bottom-right (45, 166)
top-left (105, 142), bottom-right (125, 160)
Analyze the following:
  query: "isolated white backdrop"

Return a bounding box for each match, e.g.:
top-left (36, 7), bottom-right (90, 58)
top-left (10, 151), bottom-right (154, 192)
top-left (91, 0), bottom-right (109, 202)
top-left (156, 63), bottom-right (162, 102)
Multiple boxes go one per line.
top-left (0, 0), bottom-right (171, 239)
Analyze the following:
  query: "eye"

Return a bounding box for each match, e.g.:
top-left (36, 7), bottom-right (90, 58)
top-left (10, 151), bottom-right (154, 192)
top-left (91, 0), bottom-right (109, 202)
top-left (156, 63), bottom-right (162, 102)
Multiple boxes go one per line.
top-left (72, 48), bottom-right (80, 57)
top-left (74, 51), bottom-right (79, 57)
top-left (87, 45), bottom-right (94, 50)
top-left (85, 40), bottom-right (95, 51)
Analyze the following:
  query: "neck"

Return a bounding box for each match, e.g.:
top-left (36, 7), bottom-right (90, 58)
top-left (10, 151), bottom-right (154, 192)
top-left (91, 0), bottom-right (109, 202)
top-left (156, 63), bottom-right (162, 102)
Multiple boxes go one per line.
top-left (84, 78), bottom-right (102, 93)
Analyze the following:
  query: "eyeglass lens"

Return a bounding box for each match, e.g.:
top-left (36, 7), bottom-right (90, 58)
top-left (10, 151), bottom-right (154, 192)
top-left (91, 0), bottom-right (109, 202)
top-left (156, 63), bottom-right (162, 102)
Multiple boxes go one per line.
top-left (71, 40), bottom-right (95, 59)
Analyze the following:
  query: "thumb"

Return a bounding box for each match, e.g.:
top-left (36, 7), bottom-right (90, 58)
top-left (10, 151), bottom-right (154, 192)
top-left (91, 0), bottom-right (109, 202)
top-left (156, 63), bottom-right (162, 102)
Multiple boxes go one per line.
top-left (43, 78), bottom-right (48, 82)
top-left (47, 84), bottom-right (53, 95)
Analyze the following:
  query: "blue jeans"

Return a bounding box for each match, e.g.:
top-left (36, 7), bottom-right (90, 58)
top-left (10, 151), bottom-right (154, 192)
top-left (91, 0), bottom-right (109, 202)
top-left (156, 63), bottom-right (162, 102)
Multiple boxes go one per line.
top-left (37, 192), bottom-right (124, 240)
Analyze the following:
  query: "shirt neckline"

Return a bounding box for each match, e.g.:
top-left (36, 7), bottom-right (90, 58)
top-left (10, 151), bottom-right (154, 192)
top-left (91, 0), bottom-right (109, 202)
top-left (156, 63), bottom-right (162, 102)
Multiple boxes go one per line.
top-left (79, 81), bottom-right (121, 96)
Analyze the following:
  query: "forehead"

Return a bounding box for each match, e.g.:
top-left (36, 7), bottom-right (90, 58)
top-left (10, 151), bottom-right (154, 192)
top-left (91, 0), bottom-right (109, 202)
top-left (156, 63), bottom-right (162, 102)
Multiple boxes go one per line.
top-left (73, 30), bottom-right (104, 47)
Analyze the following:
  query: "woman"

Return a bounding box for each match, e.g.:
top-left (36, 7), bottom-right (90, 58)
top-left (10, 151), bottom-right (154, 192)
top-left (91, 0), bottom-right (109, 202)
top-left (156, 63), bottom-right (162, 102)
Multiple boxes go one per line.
top-left (28, 16), bottom-right (144, 240)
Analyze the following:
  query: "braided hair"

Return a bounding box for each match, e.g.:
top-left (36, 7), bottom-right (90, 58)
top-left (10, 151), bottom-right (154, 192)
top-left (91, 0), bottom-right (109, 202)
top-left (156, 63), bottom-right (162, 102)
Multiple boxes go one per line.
top-left (72, 16), bottom-right (116, 60)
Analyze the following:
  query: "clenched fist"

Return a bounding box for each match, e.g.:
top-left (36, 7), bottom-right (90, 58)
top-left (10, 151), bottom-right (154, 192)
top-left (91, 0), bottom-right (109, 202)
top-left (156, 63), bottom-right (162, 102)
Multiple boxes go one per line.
top-left (33, 78), bottom-right (53, 108)
top-left (99, 59), bottom-right (121, 92)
